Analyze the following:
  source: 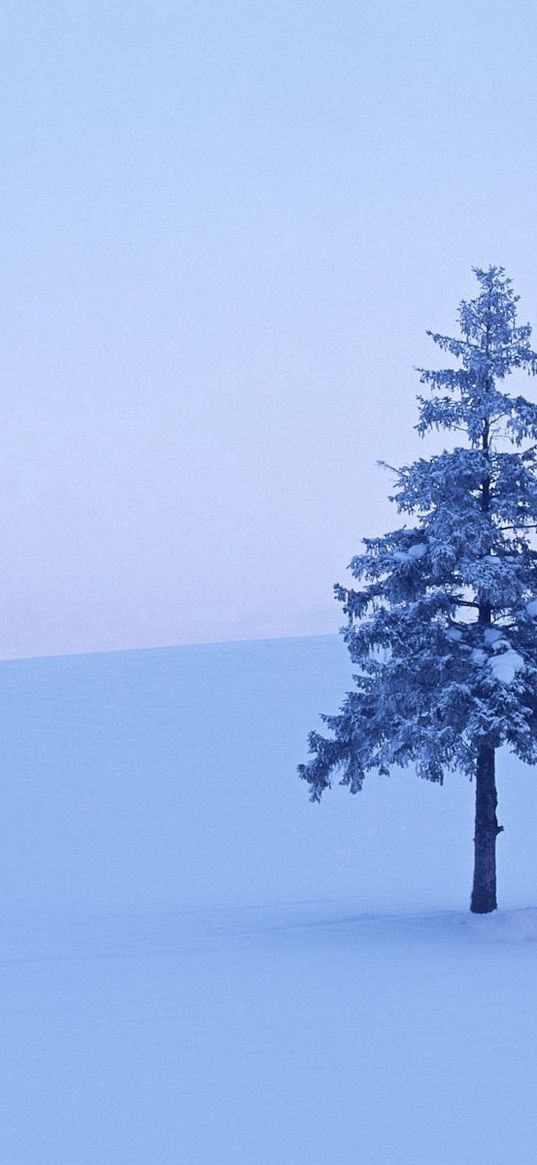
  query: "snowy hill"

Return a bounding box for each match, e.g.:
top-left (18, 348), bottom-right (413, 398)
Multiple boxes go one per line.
top-left (2, 635), bottom-right (537, 1163)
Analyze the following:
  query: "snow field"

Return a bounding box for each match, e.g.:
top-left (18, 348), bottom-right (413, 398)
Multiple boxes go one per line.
top-left (1, 635), bottom-right (537, 1163)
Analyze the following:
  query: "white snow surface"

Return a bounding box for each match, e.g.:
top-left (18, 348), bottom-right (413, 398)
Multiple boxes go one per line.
top-left (489, 648), bottom-right (525, 684)
top-left (394, 542), bottom-right (427, 564)
top-left (484, 626), bottom-right (504, 645)
top-left (446, 626), bottom-right (463, 640)
top-left (2, 635), bottom-right (537, 1164)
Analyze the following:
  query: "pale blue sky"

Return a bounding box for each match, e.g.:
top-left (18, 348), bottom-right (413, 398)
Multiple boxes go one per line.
top-left (2, 0), bottom-right (537, 657)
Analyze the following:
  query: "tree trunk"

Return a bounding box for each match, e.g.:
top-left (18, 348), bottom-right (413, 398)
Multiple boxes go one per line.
top-left (470, 744), bottom-right (500, 913)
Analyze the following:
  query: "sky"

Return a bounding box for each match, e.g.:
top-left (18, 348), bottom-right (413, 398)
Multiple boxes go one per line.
top-left (2, 0), bottom-right (537, 658)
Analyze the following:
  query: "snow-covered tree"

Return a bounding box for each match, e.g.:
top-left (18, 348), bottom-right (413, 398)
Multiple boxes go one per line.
top-left (299, 267), bottom-right (537, 913)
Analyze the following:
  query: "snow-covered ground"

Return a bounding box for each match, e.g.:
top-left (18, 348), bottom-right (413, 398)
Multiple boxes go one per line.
top-left (2, 634), bottom-right (537, 1163)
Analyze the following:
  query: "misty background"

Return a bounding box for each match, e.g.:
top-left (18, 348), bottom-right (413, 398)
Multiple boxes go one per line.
top-left (2, 0), bottom-right (537, 658)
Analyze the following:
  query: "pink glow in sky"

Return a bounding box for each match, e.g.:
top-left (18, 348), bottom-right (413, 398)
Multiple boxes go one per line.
top-left (2, 0), bottom-right (537, 657)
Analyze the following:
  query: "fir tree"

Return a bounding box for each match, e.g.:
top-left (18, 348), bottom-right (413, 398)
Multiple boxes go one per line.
top-left (299, 267), bottom-right (537, 913)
